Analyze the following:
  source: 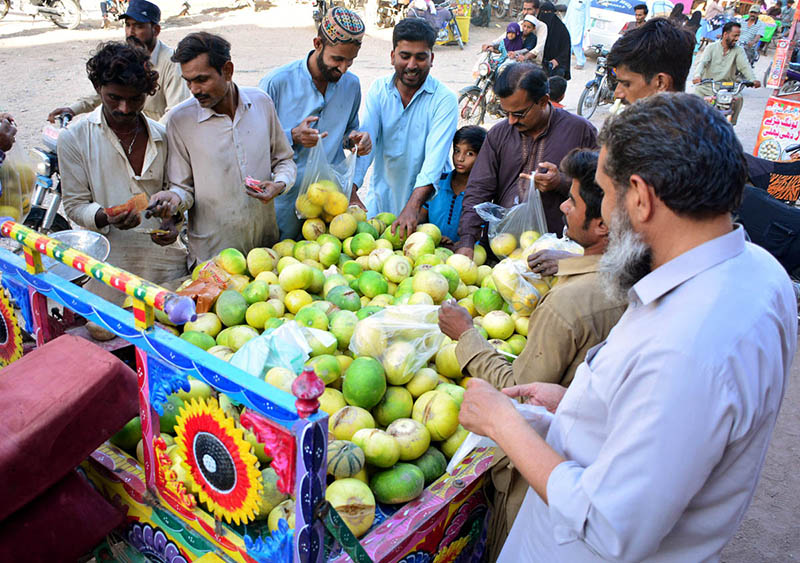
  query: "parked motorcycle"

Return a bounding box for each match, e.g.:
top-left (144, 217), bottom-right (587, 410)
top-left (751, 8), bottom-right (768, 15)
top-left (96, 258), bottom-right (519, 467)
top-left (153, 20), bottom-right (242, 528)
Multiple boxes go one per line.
top-left (24, 117), bottom-right (72, 234)
top-left (578, 46), bottom-right (615, 119)
top-left (0, 0), bottom-right (81, 29)
top-left (408, 1), bottom-right (464, 48)
top-left (458, 51), bottom-right (506, 126)
top-left (698, 79), bottom-right (753, 122)
top-left (376, 0), bottom-right (408, 28)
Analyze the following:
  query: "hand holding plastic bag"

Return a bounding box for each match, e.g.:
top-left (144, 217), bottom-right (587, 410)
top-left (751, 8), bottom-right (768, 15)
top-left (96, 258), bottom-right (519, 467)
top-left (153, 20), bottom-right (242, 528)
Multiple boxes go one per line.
top-left (349, 305), bottom-right (445, 384)
top-left (447, 400), bottom-right (554, 473)
top-left (295, 139), bottom-right (357, 221)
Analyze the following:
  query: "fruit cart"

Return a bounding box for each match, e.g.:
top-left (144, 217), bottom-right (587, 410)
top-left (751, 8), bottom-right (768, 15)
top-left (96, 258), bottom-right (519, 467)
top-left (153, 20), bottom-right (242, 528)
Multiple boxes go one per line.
top-left (0, 220), bottom-right (495, 563)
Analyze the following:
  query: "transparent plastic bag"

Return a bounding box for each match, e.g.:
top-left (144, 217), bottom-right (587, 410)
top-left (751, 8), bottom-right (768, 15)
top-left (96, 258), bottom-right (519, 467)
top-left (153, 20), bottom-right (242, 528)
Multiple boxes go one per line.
top-left (231, 320), bottom-right (312, 379)
top-left (349, 305), bottom-right (445, 383)
top-left (491, 257), bottom-right (551, 316)
top-left (0, 145), bottom-right (36, 221)
top-left (475, 176), bottom-right (548, 258)
top-left (294, 140), bottom-right (357, 221)
top-left (521, 232), bottom-right (584, 257)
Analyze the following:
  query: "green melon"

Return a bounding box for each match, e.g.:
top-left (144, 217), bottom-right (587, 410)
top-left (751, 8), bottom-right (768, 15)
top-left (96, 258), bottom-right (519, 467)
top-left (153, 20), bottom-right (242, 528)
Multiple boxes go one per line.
top-left (369, 463), bottom-right (425, 504)
top-left (327, 440), bottom-right (366, 479)
top-left (215, 289), bottom-right (248, 327)
top-left (412, 447), bottom-right (447, 486)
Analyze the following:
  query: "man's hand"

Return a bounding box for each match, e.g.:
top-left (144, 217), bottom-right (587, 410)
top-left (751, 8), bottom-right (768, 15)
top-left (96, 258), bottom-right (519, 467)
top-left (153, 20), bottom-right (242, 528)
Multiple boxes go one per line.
top-left (349, 188), bottom-right (366, 211)
top-left (246, 181), bottom-right (285, 204)
top-left (527, 249), bottom-right (576, 276)
top-left (438, 300), bottom-right (475, 340)
top-left (391, 205), bottom-right (419, 240)
top-left (533, 162), bottom-right (561, 192)
top-left (753, 79), bottom-right (762, 88)
top-left (47, 107), bottom-right (75, 124)
top-left (550, 58), bottom-right (559, 68)
top-left (692, 76), bottom-right (701, 85)
top-left (481, 43), bottom-right (491, 51)
top-left (0, 114), bottom-right (16, 152)
top-left (291, 116), bottom-right (328, 148)
top-left (459, 378), bottom-right (518, 437)
top-left (147, 191), bottom-right (181, 218)
top-left (455, 246), bottom-right (474, 259)
top-left (103, 208), bottom-right (142, 230)
top-left (348, 131), bottom-right (372, 156)
top-left (151, 217), bottom-right (180, 246)
top-left (502, 381), bottom-right (567, 413)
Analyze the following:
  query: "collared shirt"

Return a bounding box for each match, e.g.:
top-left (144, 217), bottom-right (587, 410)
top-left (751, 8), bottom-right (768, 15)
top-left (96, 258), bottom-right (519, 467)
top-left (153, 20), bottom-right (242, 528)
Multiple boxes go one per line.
top-left (456, 252), bottom-right (626, 562)
top-left (694, 40), bottom-right (757, 92)
top-left (424, 171), bottom-right (465, 242)
top-left (457, 109), bottom-right (597, 247)
top-left (354, 74), bottom-right (458, 218)
top-left (500, 227), bottom-right (797, 562)
top-left (59, 107), bottom-right (188, 302)
top-left (781, 5), bottom-right (795, 25)
top-left (739, 17), bottom-right (766, 45)
top-left (69, 40), bottom-right (190, 123)
top-left (705, 0), bottom-right (725, 19)
top-left (259, 54), bottom-right (362, 240)
top-left (166, 85), bottom-right (297, 264)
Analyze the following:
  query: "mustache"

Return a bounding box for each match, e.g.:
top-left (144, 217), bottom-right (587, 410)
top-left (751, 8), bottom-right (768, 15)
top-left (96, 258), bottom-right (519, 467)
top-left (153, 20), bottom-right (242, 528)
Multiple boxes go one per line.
top-left (126, 36), bottom-right (146, 48)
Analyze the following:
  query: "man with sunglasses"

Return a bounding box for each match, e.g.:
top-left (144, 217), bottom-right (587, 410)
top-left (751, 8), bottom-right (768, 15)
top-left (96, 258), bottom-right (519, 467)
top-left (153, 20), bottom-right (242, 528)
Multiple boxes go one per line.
top-left (455, 63), bottom-right (596, 259)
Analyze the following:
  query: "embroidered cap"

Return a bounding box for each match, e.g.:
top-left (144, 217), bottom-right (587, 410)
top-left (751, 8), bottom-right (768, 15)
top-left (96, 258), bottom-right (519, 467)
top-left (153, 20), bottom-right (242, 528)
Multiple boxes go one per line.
top-left (320, 7), bottom-right (365, 45)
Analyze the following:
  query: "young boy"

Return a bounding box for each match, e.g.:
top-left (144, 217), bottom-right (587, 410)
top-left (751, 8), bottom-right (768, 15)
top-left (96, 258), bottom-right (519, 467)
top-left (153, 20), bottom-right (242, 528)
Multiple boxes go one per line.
top-left (549, 76), bottom-right (568, 107)
top-left (419, 125), bottom-right (487, 248)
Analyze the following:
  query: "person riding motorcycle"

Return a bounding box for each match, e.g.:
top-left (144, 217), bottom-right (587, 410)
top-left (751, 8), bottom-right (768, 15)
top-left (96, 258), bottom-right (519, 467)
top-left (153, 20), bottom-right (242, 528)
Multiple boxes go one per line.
top-left (408, 0), bottom-right (452, 41)
top-left (692, 20), bottom-right (760, 125)
top-left (739, 4), bottom-right (765, 64)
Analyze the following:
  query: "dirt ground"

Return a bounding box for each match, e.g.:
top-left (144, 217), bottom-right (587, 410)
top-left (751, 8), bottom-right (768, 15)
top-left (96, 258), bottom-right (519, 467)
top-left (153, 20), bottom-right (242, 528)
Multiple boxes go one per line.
top-left (0, 2), bottom-right (797, 559)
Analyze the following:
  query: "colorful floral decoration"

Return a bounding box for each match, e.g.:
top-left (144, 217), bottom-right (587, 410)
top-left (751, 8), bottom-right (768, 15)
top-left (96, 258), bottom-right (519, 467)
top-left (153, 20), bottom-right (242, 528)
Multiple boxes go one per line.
top-left (0, 289), bottom-right (23, 366)
top-left (174, 397), bottom-right (263, 525)
top-left (243, 518), bottom-right (294, 563)
top-left (128, 522), bottom-right (189, 563)
top-left (432, 536), bottom-right (469, 563)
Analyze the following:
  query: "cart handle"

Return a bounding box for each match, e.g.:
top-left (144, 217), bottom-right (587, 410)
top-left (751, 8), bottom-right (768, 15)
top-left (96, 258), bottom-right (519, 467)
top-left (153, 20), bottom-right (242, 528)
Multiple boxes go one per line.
top-left (0, 219), bottom-right (196, 328)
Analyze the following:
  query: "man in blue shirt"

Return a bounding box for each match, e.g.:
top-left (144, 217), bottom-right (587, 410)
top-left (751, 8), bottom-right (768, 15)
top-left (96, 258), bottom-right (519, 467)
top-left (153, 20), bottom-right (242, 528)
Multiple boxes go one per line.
top-left (260, 7), bottom-right (372, 240)
top-left (354, 18), bottom-right (458, 239)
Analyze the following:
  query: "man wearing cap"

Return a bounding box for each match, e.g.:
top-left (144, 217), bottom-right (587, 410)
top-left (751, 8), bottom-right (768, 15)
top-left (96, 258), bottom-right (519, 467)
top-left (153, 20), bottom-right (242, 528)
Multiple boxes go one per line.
top-left (739, 5), bottom-right (766, 64)
top-left (259, 7), bottom-right (372, 240)
top-left (48, 0), bottom-right (189, 124)
top-left (692, 21), bottom-right (760, 125)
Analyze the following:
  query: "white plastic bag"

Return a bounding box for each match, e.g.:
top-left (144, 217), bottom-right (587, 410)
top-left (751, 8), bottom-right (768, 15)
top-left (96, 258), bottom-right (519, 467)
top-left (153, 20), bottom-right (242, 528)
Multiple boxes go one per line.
top-left (349, 305), bottom-right (445, 383)
top-left (231, 321), bottom-right (312, 378)
top-left (447, 401), bottom-right (554, 473)
top-left (294, 140), bottom-right (357, 221)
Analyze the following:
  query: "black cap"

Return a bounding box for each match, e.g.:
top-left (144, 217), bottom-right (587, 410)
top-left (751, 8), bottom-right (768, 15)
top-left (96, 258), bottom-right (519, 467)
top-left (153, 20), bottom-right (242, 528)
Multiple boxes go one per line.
top-left (120, 0), bottom-right (161, 24)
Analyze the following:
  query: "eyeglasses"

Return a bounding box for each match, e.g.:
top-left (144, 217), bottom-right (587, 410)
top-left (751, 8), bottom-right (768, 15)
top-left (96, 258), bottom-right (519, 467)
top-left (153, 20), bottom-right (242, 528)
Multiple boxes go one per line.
top-left (499, 101), bottom-right (536, 119)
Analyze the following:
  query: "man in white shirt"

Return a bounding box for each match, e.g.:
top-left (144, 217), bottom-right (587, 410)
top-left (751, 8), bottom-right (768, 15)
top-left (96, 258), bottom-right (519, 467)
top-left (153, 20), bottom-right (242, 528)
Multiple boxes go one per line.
top-left (48, 0), bottom-right (190, 124)
top-left (149, 32), bottom-right (297, 264)
top-left (59, 42), bottom-right (188, 304)
top-left (458, 93), bottom-right (797, 561)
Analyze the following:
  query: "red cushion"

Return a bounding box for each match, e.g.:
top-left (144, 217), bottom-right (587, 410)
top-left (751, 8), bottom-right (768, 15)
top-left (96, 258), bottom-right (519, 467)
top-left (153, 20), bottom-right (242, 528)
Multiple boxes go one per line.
top-left (0, 469), bottom-right (127, 563)
top-left (0, 334), bottom-right (138, 521)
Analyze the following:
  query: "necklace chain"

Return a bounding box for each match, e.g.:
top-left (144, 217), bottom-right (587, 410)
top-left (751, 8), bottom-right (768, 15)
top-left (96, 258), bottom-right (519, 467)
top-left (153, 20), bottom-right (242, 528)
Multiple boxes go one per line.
top-left (113, 120), bottom-right (141, 155)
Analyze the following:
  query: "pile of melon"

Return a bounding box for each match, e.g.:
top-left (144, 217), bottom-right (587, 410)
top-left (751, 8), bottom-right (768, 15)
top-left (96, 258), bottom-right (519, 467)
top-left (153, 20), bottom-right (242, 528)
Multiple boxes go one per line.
top-left (110, 204), bottom-right (563, 539)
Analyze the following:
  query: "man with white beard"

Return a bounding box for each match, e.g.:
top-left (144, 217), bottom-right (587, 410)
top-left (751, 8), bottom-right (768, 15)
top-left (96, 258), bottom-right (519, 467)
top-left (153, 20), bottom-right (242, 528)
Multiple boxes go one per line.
top-left (457, 93), bottom-right (798, 561)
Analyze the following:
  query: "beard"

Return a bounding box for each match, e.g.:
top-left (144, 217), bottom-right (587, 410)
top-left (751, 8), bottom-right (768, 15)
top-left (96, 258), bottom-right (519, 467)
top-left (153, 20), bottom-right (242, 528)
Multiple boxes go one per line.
top-left (317, 50), bottom-right (343, 83)
top-left (598, 204), bottom-right (652, 302)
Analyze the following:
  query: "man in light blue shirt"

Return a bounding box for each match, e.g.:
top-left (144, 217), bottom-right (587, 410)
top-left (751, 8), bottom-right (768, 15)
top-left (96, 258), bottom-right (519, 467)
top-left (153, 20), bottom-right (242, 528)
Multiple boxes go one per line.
top-left (458, 93), bottom-right (797, 561)
top-left (259, 7), bottom-right (372, 240)
top-left (354, 18), bottom-right (458, 238)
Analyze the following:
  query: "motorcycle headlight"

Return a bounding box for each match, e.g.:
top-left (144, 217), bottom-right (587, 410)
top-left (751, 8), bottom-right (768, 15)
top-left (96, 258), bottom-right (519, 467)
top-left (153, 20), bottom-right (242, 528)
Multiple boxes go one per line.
top-left (479, 62), bottom-right (490, 77)
top-left (29, 148), bottom-right (51, 177)
top-left (717, 91), bottom-right (733, 105)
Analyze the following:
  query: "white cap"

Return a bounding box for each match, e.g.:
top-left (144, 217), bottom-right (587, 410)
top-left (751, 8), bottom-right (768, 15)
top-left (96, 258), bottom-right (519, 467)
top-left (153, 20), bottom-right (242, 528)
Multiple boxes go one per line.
top-left (523, 14), bottom-right (537, 25)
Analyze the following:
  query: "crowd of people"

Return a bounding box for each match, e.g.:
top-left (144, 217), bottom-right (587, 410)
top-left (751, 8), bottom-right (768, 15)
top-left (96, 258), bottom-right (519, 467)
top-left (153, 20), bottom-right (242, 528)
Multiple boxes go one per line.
top-left (0, 0), bottom-right (798, 561)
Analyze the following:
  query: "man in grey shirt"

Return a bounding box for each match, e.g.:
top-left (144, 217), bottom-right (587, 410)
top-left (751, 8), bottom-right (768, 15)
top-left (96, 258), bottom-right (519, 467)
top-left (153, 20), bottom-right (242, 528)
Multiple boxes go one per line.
top-left (458, 93), bottom-right (797, 561)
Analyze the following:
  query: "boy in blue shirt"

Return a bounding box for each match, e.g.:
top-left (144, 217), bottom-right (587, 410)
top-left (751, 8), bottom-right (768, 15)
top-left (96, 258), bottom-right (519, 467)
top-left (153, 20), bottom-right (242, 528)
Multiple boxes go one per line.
top-left (419, 125), bottom-right (486, 248)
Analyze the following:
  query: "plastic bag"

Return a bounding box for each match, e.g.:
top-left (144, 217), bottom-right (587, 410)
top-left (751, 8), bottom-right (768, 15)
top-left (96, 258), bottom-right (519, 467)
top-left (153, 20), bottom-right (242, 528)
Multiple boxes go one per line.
top-left (294, 140), bottom-right (357, 221)
top-left (176, 260), bottom-right (231, 314)
top-left (447, 402), bottom-right (554, 473)
top-left (491, 257), bottom-right (551, 316)
top-left (521, 232), bottom-right (584, 257)
top-left (231, 320), bottom-right (312, 379)
top-left (349, 305), bottom-right (445, 383)
top-left (0, 145), bottom-right (36, 221)
top-left (475, 176), bottom-right (548, 258)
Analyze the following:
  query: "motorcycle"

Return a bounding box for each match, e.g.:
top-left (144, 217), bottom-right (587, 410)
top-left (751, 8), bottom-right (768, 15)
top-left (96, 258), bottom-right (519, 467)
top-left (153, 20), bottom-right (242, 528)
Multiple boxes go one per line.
top-left (376, 0), bottom-right (408, 28)
top-left (698, 79), bottom-right (753, 122)
top-left (313, 0), bottom-right (328, 24)
top-left (0, 0), bottom-right (81, 29)
top-left (408, 0), bottom-right (464, 48)
top-left (24, 117), bottom-right (72, 234)
top-left (458, 51), bottom-right (506, 126)
top-left (577, 46), bottom-right (615, 119)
